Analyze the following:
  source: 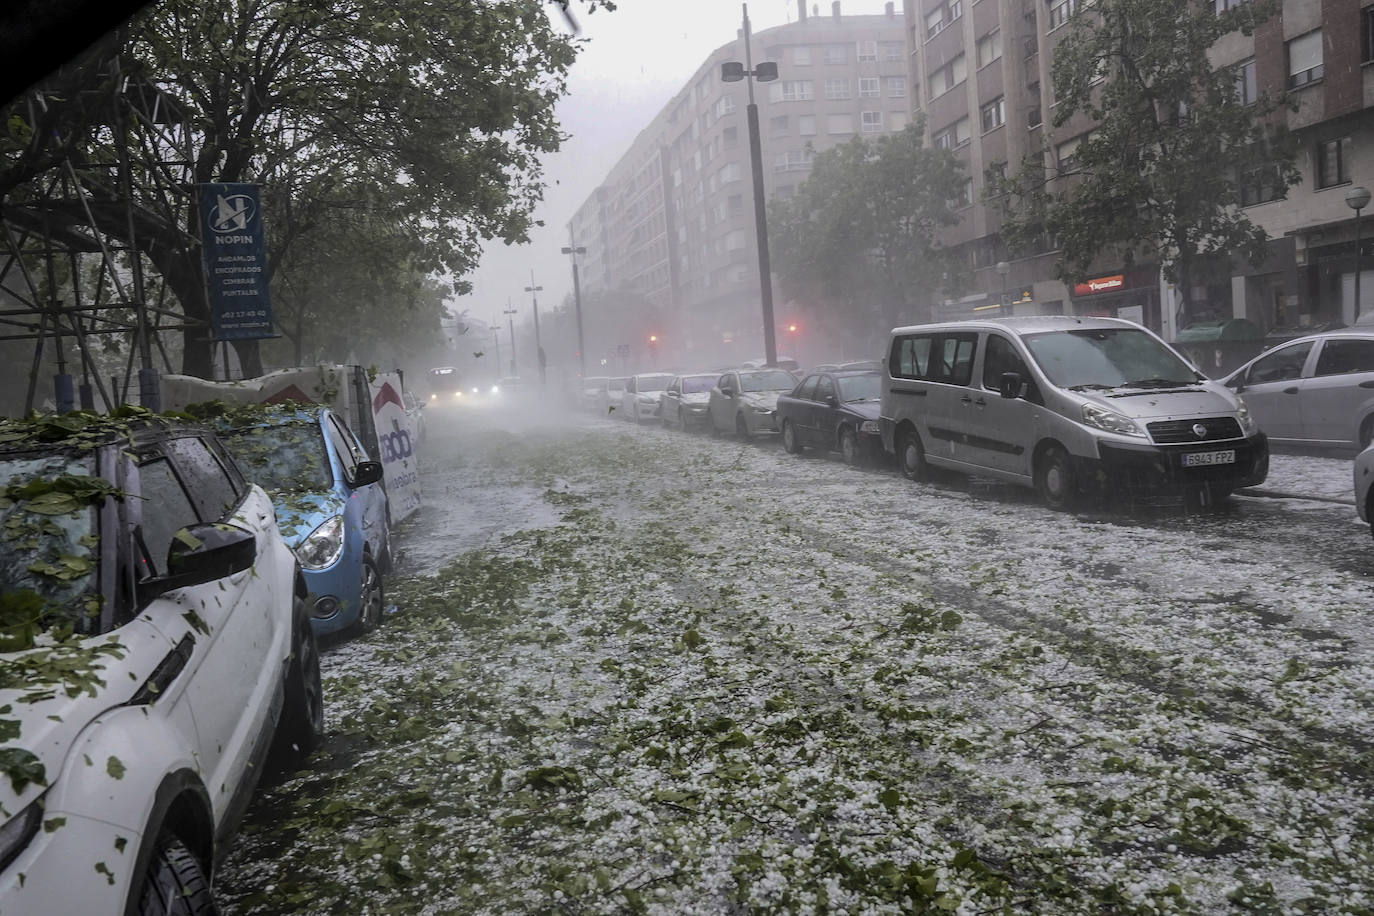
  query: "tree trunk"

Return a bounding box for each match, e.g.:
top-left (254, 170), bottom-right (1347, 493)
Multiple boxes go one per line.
top-left (232, 338), bottom-right (264, 378)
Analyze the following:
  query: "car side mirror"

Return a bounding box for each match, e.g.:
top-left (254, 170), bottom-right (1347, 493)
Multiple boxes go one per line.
top-left (351, 460), bottom-right (384, 488)
top-left (143, 522), bottom-right (256, 601)
top-left (998, 372), bottom-right (1026, 399)
top-left (825, 395), bottom-right (839, 408)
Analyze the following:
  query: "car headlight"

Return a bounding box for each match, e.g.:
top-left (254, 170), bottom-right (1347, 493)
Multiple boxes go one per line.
top-left (0, 796), bottom-right (44, 873)
top-left (491, 385), bottom-right (500, 394)
top-left (1234, 396), bottom-right (1257, 435)
top-left (1081, 403), bottom-right (1144, 437)
top-left (295, 515), bottom-right (345, 570)
top-left (860, 420), bottom-right (880, 434)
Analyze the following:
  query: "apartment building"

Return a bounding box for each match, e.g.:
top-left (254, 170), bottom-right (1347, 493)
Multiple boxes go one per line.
top-left (905, 0), bottom-right (1374, 341)
top-left (569, 2), bottom-right (907, 364)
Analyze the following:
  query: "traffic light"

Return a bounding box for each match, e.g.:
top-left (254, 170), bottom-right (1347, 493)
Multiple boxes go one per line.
top-left (787, 323), bottom-right (799, 334)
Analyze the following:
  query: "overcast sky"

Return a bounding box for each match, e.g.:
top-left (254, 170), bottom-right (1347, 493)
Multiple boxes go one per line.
top-left (460, 0), bottom-right (895, 330)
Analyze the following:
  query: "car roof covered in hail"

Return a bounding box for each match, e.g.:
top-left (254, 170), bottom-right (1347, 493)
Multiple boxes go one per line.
top-left (889, 315), bottom-right (1146, 337)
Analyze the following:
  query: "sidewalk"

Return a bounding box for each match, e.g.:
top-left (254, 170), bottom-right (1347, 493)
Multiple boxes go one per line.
top-left (1243, 452), bottom-right (1355, 505)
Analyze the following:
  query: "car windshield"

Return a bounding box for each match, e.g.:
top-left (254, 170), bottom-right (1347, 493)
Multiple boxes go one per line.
top-left (219, 420), bottom-right (332, 495)
top-left (0, 454), bottom-right (100, 634)
top-left (836, 373), bottom-right (882, 401)
top-left (740, 370), bottom-right (798, 392)
top-left (1023, 328), bottom-right (1199, 390)
top-left (682, 375), bottom-right (716, 394)
top-left (637, 376), bottom-right (670, 392)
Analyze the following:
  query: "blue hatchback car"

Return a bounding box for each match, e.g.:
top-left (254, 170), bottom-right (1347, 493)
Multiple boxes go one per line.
top-left (211, 404), bottom-right (392, 638)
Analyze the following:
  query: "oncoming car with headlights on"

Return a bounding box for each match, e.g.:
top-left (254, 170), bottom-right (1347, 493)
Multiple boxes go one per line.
top-left (426, 366), bottom-right (464, 404)
top-left (199, 403), bottom-right (392, 639)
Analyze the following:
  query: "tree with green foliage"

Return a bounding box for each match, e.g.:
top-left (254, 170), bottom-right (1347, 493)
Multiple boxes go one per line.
top-left (991, 0), bottom-right (1297, 326)
top-left (2, 0), bottom-right (612, 380)
top-left (769, 122), bottom-right (967, 339)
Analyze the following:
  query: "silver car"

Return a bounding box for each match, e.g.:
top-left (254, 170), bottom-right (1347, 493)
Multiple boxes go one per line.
top-left (707, 368), bottom-right (798, 439)
top-left (619, 372), bottom-right (675, 423)
top-left (1222, 329), bottom-right (1374, 451)
top-left (659, 373), bottom-right (718, 431)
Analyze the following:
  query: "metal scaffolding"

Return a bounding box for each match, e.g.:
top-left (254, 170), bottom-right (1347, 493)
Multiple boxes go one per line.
top-left (1, 40), bottom-right (205, 414)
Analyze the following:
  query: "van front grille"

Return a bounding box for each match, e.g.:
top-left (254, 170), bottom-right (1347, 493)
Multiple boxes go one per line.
top-left (1146, 417), bottom-right (1243, 444)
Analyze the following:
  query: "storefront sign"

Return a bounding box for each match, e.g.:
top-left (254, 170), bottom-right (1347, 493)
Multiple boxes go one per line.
top-left (1072, 274), bottom-right (1125, 297)
top-left (198, 183), bottom-right (274, 340)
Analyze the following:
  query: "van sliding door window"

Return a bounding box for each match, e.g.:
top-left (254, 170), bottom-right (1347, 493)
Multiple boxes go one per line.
top-left (892, 335), bottom-right (933, 379)
top-left (929, 334), bottom-right (979, 386)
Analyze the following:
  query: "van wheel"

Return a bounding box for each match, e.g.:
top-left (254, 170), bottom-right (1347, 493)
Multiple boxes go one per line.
top-left (137, 832), bottom-right (216, 916)
top-left (898, 428), bottom-right (927, 481)
top-left (1037, 445), bottom-right (1078, 510)
top-left (781, 420), bottom-right (803, 454)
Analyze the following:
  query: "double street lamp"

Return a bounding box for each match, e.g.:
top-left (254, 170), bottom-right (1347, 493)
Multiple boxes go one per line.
top-left (562, 239), bottom-right (587, 379)
top-left (721, 3), bottom-right (779, 368)
top-left (524, 271), bottom-right (546, 386)
top-left (1346, 186), bottom-right (1371, 322)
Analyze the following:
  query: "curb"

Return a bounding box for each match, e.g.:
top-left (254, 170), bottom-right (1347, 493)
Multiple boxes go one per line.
top-left (1236, 487), bottom-right (1356, 506)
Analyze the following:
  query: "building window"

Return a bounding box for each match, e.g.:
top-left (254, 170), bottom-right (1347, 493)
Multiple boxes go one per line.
top-left (771, 115), bottom-right (789, 137)
top-left (827, 113), bottom-right (854, 134)
top-left (857, 40), bottom-right (878, 61)
top-left (773, 149), bottom-right (815, 172)
top-left (798, 115), bottom-right (816, 136)
top-left (1316, 136), bottom-right (1352, 189)
top-left (1048, 0), bottom-right (1078, 30)
top-left (823, 45), bottom-right (847, 65)
top-left (890, 110), bottom-right (909, 131)
top-left (886, 77), bottom-right (907, 98)
top-left (723, 126), bottom-right (738, 147)
top-left (824, 78), bottom-right (851, 100)
top-left (770, 80), bottom-right (815, 102)
top-left (980, 96), bottom-right (1005, 132)
top-left (1363, 6), bottom-right (1374, 64)
top-left (1239, 164), bottom-right (1285, 207)
top-left (1056, 135), bottom-right (1083, 171)
top-left (1234, 57), bottom-right (1257, 105)
top-left (976, 31), bottom-right (1002, 68)
top-left (951, 178), bottom-right (974, 209)
top-left (925, 0), bottom-right (963, 39)
top-left (928, 54), bottom-right (967, 96)
top-left (793, 46), bottom-right (812, 66)
top-left (861, 111), bottom-right (884, 133)
top-left (933, 116), bottom-right (970, 149)
top-left (1287, 30), bottom-right (1323, 88)
top-left (858, 77), bottom-right (880, 97)
top-left (1214, 0), bottom-right (1248, 10)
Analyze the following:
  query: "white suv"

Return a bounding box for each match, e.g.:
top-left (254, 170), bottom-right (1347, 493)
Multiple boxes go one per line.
top-left (0, 412), bottom-right (322, 915)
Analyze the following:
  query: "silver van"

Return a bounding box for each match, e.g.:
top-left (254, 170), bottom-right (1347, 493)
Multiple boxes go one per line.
top-left (879, 316), bottom-right (1269, 507)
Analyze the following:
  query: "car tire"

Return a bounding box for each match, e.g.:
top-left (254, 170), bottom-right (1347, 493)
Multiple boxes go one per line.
top-left (356, 554), bottom-right (384, 634)
top-left (781, 420), bottom-right (802, 454)
top-left (1036, 444), bottom-right (1078, 511)
top-left (136, 832), bottom-right (216, 916)
top-left (898, 427), bottom-right (928, 481)
top-left (735, 413), bottom-right (752, 442)
top-left (268, 596), bottom-right (324, 772)
top-left (840, 427), bottom-right (864, 466)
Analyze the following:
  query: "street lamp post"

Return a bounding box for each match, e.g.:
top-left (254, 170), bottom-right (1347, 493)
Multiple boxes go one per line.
top-left (996, 261), bottom-right (1011, 312)
top-left (503, 299), bottom-right (518, 378)
top-left (1347, 186), bottom-right (1371, 322)
top-left (491, 318), bottom-right (502, 379)
top-left (562, 238), bottom-right (588, 379)
top-left (524, 271), bottom-right (546, 386)
top-left (721, 3), bottom-right (779, 367)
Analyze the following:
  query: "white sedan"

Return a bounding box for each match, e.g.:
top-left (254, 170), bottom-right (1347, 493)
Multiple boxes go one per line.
top-left (707, 368), bottom-right (799, 439)
top-left (619, 373), bottom-right (675, 423)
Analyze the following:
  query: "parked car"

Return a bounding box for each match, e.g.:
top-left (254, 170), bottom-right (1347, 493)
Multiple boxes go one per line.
top-left (203, 403), bottom-right (391, 638)
top-left (778, 369), bottom-right (884, 465)
top-left (619, 372), bottom-right (675, 423)
top-left (881, 316), bottom-right (1268, 508)
top-left (1355, 442), bottom-right (1374, 537)
top-left (707, 368), bottom-right (799, 439)
top-left (1221, 328), bottom-right (1374, 451)
top-left (577, 376), bottom-right (609, 411)
top-left (0, 410), bottom-right (321, 914)
top-left (599, 376), bottom-right (628, 416)
top-left (659, 373), bottom-right (719, 431)
top-left (739, 356), bottom-right (801, 372)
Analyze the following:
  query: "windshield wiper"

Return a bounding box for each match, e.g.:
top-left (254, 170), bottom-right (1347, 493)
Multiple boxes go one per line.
top-left (1067, 383), bottom-right (1115, 391)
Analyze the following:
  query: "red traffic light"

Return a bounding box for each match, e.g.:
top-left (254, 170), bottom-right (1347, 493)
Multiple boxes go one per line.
top-left (648, 334), bottom-right (659, 343)
top-left (787, 323), bottom-right (798, 333)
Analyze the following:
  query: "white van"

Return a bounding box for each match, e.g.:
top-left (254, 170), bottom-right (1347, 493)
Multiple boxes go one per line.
top-left (879, 316), bottom-right (1269, 507)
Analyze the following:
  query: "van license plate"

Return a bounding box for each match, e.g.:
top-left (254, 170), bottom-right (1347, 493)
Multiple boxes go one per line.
top-left (1183, 450), bottom-right (1235, 467)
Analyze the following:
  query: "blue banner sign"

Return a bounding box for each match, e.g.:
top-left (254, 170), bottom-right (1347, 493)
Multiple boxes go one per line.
top-left (198, 183), bottom-right (274, 340)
